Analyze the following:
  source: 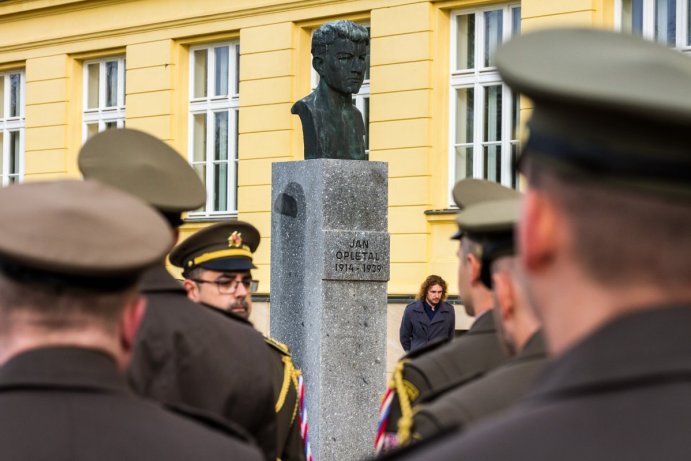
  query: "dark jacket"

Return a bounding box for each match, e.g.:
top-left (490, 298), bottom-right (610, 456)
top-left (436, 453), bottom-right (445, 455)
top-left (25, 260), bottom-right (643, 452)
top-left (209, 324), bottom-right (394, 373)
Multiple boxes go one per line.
top-left (202, 304), bottom-right (306, 461)
top-left (399, 300), bottom-right (455, 353)
top-left (391, 305), bottom-right (691, 461)
top-left (381, 312), bottom-right (508, 451)
top-left (411, 331), bottom-right (548, 441)
top-left (0, 347), bottom-right (263, 461)
top-left (128, 265), bottom-right (277, 461)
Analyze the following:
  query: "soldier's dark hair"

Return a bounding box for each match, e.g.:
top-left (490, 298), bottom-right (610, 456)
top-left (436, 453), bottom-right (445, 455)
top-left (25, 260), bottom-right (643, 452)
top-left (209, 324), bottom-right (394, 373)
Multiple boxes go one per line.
top-left (0, 269), bottom-right (136, 334)
top-left (311, 20), bottom-right (369, 58)
top-left (522, 156), bottom-right (691, 290)
top-left (417, 275), bottom-right (448, 302)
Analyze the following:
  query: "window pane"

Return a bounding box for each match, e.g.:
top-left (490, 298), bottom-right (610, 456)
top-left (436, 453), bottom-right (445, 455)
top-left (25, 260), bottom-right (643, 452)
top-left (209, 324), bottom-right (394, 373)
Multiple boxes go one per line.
top-left (194, 49), bottom-right (208, 99)
top-left (512, 7), bottom-right (521, 36)
top-left (86, 123), bottom-right (99, 140)
top-left (193, 113), bottom-right (207, 163)
top-left (9, 73), bottom-right (20, 117)
top-left (214, 163), bottom-right (228, 211)
top-left (655, 0), bottom-right (677, 45)
top-left (0, 131), bottom-right (3, 176)
top-left (484, 85), bottom-right (502, 142)
top-left (215, 46), bottom-right (229, 97)
top-left (455, 146), bottom-right (473, 181)
top-left (484, 10), bottom-right (503, 67)
top-left (234, 45), bottom-right (240, 95)
top-left (484, 144), bottom-right (501, 182)
top-left (87, 63), bottom-right (100, 109)
top-left (455, 87), bottom-right (474, 144)
top-left (214, 111), bottom-right (229, 161)
top-left (0, 77), bottom-right (4, 119)
top-left (511, 92), bottom-right (520, 140)
top-left (456, 14), bottom-right (475, 70)
top-left (105, 61), bottom-right (119, 107)
top-left (9, 131), bottom-right (19, 175)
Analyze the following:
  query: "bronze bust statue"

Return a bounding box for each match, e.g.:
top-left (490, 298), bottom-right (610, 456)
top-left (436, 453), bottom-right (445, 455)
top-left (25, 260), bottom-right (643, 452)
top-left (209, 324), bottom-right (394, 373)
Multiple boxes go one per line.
top-left (291, 20), bottom-right (369, 160)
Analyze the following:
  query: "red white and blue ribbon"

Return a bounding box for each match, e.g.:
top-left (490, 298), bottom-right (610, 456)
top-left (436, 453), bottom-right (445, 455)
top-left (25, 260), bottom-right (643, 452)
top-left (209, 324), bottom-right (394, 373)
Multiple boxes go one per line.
top-left (374, 386), bottom-right (396, 455)
top-left (298, 374), bottom-right (313, 461)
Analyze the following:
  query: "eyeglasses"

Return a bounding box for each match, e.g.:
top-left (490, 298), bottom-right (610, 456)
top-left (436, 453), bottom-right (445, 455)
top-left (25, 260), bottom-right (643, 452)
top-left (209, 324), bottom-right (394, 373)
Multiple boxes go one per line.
top-left (191, 278), bottom-right (259, 294)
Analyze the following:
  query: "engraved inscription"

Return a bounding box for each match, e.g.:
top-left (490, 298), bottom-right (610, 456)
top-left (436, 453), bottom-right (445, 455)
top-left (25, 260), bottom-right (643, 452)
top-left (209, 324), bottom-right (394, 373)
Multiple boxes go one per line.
top-left (324, 231), bottom-right (389, 281)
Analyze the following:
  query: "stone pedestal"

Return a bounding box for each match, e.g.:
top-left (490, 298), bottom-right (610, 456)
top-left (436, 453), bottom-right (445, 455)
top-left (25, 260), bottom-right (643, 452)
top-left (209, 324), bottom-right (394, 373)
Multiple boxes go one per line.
top-left (271, 159), bottom-right (388, 461)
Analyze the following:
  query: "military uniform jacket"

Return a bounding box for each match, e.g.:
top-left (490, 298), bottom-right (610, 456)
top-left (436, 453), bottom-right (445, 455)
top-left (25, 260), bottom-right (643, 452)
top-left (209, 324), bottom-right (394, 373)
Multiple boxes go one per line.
top-left (410, 331), bottom-right (548, 441)
top-left (0, 347), bottom-right (263, 461)
top-left (394, 304), bottom-right (691, 461)
top-left (128, 265), bottom-right (277, 461)
top-left (381, 311), bottom-right (508, 448)
top-left (203, 304), bottom-right (307, 461)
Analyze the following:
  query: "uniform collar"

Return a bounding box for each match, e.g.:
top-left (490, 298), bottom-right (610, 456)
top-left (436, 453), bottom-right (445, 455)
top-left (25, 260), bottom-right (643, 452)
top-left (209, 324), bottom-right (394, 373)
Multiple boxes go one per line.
top-left (0, 347), bottom-right (129, 394)
top-left (533, 304), bottom-right (691, 399)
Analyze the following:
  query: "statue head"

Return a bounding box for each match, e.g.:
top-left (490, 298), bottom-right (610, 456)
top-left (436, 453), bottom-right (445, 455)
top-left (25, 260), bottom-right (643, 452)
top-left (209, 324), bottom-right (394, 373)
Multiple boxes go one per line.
top-left (312, 20), bottom-right (369, 95)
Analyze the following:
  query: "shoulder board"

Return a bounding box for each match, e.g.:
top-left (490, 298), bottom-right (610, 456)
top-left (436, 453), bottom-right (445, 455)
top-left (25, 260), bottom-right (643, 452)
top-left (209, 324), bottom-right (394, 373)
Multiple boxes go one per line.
top-left (264, 336), bottom-right (291, 356)
top-left (404, 336), bottom-right (451, 360)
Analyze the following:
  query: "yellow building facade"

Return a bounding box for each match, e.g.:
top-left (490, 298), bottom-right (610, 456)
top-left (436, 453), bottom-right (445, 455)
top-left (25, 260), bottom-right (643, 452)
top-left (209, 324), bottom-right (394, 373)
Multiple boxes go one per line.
top-left (0, 0), bottom-right (657, 367)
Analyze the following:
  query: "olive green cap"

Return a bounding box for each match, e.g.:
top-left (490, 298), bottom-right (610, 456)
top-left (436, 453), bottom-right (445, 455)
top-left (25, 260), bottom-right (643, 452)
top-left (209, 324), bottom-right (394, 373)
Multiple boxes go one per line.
top-left (496, 28), bottom-right (691, 199)
top-left (170, 220), bottom-right (260, 276)
top-left (78, 128), bottom-right (206, 213)
top-left (452, 178), bottom-right (518, 211)
top-left (0, 180), bottom-right (172, 284)
top-left (457, 197), bottom-right (520, 289)
top-left (451, 179), bottom-right (519, 239)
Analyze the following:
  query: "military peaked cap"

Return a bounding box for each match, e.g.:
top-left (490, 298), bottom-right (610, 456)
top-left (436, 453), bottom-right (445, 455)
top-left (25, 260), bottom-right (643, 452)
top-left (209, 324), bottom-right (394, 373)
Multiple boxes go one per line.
top-left (170, 221), bottom-right (260, 275)
top-left (0, 180), bottom-right (172, 289)
top-left (78, 128), bottom-right (206, 213)
top-left (496, 27), bottom-right (691, 199)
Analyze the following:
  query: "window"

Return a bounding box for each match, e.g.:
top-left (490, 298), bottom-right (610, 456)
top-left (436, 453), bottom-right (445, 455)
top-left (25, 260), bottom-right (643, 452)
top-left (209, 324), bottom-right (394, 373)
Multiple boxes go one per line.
top-left (83, 57), bottom-right (125, 141)
top-left (449, 5), bottom-right (520, 198)
top-left (310, 23), bottom-right (370, 157)
top-left (188, 42), bottom-right (239, 216)
top-left (617, 0), bottom-right (691, 53)
top-left (0, 70), bottom-right (25, 186)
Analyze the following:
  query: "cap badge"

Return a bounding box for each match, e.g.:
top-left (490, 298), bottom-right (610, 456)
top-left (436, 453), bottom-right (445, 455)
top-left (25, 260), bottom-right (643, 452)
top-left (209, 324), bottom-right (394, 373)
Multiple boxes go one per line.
top-left (228, 231), bottom-right (243, 248)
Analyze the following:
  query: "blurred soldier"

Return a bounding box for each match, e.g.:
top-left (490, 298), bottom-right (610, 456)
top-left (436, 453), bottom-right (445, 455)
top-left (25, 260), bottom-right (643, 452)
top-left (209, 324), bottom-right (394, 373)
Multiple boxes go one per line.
top-left (383, 28), bottom-right (691, 461)
top-left (79, 129), bottom-right (277, 461)
top-left (403, 197), bottom-right (547, 443)
top-left (399, 275), bottom-right (455, 353)
top-left (170, 221), bottom-right (308, 461)
top-left (0, 180), bottom-right (262, 460)
top-left (375, 179), bottom-right (513, 453)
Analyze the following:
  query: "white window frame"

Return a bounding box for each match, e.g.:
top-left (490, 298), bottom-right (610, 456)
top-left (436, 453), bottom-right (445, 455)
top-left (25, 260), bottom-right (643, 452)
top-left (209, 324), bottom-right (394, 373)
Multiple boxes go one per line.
top-left (615, 0), bottom-right (691, 53)
top-left (82, 57), bottom-right (126, 142)
top-left (0, 70), bottom-right (25, 186)
top-left (187, 41), bottom-right (240, 218)
top-left (448, 4), bottom-right (520, 205)
top-left (310, 22), bottom-right (371, 157)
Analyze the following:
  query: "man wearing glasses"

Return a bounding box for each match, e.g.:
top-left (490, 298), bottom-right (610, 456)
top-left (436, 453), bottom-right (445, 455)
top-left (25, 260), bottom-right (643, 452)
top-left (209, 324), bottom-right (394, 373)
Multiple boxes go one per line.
top-left (170, 221), bottom-right (308, 461)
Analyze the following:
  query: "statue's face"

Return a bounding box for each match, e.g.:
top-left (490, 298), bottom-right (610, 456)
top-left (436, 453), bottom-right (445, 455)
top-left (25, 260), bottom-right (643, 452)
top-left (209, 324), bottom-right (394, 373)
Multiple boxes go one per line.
top-left (317, 37), bottom-right (368, 95)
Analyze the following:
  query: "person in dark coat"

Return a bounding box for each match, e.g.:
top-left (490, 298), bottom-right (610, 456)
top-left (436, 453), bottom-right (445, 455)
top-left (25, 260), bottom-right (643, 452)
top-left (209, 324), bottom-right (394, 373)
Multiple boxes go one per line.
top-left (79, 129), bottom-right (277, 461)
top-left (169, 220), bottom-right (308, 461)
top-left (381, 28), bottom-right (691, 461)
top-left (0, 180), bottom-right (262, 461)
top-left (399, 275), bottom-right (455, 353)
top-left (375, 180), bottom-right (514, 454)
